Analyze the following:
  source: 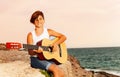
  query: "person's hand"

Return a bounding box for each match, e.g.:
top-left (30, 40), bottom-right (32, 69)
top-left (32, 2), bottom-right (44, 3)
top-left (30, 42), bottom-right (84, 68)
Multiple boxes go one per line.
top-left (51, 44), bottom-right (59, 52)
top-left (34, 47), bottom-right (43, 53)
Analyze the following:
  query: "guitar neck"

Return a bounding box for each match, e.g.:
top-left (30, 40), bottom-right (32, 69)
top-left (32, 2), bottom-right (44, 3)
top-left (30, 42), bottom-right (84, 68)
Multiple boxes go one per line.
top-left (23, 44), bottom-right (51, 51)
top-left (23, 44), bottom-right (38, 50)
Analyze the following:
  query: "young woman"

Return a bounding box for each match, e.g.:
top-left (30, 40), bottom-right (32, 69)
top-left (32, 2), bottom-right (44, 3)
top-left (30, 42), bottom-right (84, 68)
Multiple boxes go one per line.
top-left (27, 10), bottom-right (66, 77)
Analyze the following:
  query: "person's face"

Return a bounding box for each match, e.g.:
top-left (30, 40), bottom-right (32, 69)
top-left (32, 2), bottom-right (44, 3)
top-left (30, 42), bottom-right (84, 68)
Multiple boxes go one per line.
top-left (34, 15), bottom-right (45, 28)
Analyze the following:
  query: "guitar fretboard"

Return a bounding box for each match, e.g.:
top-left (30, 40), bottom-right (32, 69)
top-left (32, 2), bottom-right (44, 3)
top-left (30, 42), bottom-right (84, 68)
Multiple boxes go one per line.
top-left (23, 44), bottom-right (52, 52)
top-left (23, 44), bottom-right (39, 50)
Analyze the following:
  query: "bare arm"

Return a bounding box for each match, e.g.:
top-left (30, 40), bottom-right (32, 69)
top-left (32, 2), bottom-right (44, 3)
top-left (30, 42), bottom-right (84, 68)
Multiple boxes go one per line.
top-left (48, 29), bottom-right (67, 46)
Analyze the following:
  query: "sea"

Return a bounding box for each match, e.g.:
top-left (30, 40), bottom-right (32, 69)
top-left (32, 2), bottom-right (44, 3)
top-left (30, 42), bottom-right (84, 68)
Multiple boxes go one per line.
top-left (68, 47), bottom-right (120, 76)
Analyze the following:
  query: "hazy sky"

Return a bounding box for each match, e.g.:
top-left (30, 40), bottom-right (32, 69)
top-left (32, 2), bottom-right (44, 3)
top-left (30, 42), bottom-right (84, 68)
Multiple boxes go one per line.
top-left (1, 0), bottom-right (120, 48)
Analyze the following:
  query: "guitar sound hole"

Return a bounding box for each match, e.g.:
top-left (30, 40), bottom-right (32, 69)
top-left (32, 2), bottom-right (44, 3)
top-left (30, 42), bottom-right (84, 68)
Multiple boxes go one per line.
top-left (48, 47), bottom-right (52, 52)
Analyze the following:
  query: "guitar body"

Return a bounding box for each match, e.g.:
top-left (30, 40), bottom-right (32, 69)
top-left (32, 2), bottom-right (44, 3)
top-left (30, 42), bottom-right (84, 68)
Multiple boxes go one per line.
top-left (37, 38), bottom-right (68, 64)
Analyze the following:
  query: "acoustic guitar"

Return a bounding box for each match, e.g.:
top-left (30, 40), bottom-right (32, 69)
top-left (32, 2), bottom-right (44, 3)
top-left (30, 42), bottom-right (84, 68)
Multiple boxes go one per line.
top-left (6, 38), bottom-right (68, 64)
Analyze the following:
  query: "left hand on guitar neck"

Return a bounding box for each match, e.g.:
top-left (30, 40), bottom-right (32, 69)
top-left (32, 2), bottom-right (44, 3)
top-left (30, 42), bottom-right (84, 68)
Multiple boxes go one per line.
top-left (34, 47), bottom-right (43, 53)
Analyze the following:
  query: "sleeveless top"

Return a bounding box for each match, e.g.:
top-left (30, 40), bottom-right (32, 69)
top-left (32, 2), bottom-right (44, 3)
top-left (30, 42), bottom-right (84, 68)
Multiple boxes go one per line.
top-left (31, 27), bottom-right (49, 45)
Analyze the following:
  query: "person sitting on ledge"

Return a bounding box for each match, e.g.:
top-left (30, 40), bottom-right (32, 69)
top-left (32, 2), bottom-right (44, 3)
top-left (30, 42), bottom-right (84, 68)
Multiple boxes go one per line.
top-left (27, 10), bottom-right (67, 77)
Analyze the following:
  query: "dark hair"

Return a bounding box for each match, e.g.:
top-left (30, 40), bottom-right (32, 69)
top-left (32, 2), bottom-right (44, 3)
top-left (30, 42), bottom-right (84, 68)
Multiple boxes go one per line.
top-left (30, 10), bottom-right (44, 24)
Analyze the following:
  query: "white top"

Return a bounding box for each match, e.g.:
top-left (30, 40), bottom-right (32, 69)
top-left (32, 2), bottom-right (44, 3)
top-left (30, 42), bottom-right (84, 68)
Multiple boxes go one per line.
top-left (31, 27), bottom-right (49, 45)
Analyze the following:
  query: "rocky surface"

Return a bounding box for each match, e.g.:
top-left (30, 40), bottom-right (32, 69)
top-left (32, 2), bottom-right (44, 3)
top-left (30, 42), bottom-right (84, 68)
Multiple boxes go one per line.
top-left (0, 50), bottom-right (30, 63)
top-left (0, 50), bottom-right (119, 77)
top-left (68, 55), bottom-right (93, 77)
top-left (0, 61), bottom-right (45, 77)
top-left (0, 50), bottom-right (73, 77)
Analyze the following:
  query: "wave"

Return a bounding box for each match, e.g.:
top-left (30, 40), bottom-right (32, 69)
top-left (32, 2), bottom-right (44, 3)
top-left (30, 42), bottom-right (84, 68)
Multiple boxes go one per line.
top-left (86, 69), bottom-right (120, 76)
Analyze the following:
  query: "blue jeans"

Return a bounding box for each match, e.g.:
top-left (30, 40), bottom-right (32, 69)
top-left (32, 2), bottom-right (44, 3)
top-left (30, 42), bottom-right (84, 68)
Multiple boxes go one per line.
top-left (30, 56), bottom-right (54, 70)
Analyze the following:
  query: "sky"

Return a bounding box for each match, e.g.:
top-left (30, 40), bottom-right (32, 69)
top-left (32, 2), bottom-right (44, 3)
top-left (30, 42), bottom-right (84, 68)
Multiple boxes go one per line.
top-left (1, 0), bottom-right (120, 48)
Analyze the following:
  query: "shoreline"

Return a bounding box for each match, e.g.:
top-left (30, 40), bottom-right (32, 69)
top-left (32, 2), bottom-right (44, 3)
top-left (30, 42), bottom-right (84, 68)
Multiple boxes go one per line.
top-left (86, 68), bottom-right (120, 76)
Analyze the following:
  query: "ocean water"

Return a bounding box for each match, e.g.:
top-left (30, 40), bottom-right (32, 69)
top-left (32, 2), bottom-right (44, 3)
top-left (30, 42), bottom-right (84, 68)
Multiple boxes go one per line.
top-left (68, 47), bottom-right (120, 72)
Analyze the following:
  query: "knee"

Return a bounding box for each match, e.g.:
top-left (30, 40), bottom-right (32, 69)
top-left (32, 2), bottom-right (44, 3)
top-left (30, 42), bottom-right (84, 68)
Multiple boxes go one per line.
top-left (60, 72), bottom-right (65, 77)
top-left (48, 64), bottom-right (57, 72)
top-left (54, 67), bottom-right (65, 77)
top-left (48, 64), bottom-right (65, 77)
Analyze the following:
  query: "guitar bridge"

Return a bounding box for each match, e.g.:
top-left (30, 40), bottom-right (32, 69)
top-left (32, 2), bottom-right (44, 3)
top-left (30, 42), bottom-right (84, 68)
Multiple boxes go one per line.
top-left (58, 45), bottom-right (62, 57)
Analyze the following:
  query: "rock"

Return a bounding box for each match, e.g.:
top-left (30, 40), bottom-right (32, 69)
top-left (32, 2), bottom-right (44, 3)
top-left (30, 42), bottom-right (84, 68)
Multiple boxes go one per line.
top-left (68, 54), bottom-right (93, 77)
top-left (0, 50), bottom-right (73, 77)
top-left (0, 61), bottom-right (45, 77)
top-left (0, 50), bottom-right (30, 63)
top-left (0, 43), bottom-right (6, 50)
top-left (0, 50), bottom-right (120, 77)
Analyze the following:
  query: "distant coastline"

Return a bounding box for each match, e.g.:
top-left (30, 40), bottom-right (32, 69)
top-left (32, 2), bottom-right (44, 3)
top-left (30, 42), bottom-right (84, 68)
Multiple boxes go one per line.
top-left (68, 46), bottom-right (120, 49)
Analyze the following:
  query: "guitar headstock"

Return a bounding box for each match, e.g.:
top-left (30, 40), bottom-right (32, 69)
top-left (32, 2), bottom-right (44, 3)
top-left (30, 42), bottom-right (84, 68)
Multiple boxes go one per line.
top-left (6, 42), bottom-right (22, 49)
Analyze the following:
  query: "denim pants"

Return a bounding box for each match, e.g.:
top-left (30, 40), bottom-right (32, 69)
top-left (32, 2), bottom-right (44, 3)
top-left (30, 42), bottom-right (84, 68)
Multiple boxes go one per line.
top-left (30, 56), bottom-right (54, 70)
